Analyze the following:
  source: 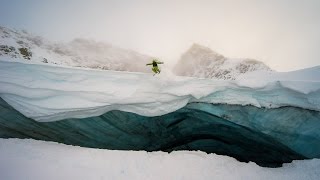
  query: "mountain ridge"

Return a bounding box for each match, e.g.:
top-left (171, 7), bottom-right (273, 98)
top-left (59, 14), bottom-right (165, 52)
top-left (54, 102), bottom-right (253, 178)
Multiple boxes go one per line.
top-left (0, 26), bottom-right (153, 72)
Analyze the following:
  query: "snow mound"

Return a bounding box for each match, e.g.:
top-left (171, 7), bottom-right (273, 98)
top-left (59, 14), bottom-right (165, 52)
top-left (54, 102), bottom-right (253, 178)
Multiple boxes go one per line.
top-left (0, 138), bottom-right (319, 180)
top-left (173, 43), bottom-right (272, 79)
top-left (0, 61), bottom-right (319, 122)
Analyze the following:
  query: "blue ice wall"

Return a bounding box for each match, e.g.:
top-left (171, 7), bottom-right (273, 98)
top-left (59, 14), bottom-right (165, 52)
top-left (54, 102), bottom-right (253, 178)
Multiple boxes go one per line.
top-left (1, 98), bottom-right (319, 167)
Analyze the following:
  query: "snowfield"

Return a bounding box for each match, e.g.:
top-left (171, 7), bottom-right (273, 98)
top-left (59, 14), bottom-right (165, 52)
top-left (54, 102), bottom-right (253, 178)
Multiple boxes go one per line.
top-left (0, 60), bottom-right (319, 122)
top-left (0, 138), bottom-right (319, 180)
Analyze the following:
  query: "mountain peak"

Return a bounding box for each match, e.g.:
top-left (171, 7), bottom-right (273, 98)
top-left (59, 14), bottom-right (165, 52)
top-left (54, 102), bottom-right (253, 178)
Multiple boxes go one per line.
top-left (188, 43), bottom-right (223, 58)
top-left (173, 43), bottom-right (271, 80)
top-left (190, 43), bottom-right (210, 50)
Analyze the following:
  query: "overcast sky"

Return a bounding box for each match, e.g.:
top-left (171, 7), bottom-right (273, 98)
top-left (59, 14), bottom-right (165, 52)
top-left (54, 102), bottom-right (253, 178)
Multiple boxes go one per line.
top-left (1, 0), bottom-right (319, 71)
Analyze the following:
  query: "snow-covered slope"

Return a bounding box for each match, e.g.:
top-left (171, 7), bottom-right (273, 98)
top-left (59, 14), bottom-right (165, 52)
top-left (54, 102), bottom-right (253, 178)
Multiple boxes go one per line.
top-left (0, 60), bottom-right (319, 122)
top-left (173, 44), bottom-right (272, 79)
top-left (1, 138), bottom-right (319, 180)
top-left (0, 26), bottom-right (153, 72)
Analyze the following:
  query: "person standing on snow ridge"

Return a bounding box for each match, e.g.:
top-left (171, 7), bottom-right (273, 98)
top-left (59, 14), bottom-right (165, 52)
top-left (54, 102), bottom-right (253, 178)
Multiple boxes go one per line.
top-left (146, 59), bottom-right (164, 75)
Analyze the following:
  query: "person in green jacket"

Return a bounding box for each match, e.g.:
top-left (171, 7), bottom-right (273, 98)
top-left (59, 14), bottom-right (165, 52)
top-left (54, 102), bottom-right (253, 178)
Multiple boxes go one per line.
top-left (146, 59), bottom-right (164, 75)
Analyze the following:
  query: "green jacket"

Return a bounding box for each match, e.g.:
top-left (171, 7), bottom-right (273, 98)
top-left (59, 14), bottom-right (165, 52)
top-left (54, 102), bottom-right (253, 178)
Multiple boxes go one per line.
top-left (146, 60), bottom-right (163, 67)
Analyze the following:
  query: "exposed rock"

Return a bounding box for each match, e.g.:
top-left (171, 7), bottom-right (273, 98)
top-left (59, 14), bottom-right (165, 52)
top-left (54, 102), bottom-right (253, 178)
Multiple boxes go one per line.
top-left (18, 47), bottom-right (32, 60)
top-left (42, 58), bottom-right (48, 63)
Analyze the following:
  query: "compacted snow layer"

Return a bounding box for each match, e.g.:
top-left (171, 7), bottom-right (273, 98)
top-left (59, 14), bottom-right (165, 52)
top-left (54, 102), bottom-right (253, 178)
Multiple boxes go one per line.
top-left (0, 61), bottom-right (319, 122)
top-left (0, 138), bottom-right (319, 180)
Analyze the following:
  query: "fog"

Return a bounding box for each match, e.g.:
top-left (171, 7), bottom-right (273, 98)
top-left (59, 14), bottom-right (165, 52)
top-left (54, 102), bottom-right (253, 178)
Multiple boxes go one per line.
top-left (1, 0), bottom-right (319, 71)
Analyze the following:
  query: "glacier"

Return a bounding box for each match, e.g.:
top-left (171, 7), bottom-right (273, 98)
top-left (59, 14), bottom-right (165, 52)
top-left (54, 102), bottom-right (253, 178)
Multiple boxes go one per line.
top-left (0, 60), bottom-right (320, 167)
top-left (0, 61), bottom-right (319, 122)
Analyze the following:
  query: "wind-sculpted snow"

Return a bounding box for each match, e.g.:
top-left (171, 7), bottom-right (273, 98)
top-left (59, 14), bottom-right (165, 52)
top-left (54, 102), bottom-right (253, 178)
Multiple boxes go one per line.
top-left (0, 61), bottom-right (319, 122)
